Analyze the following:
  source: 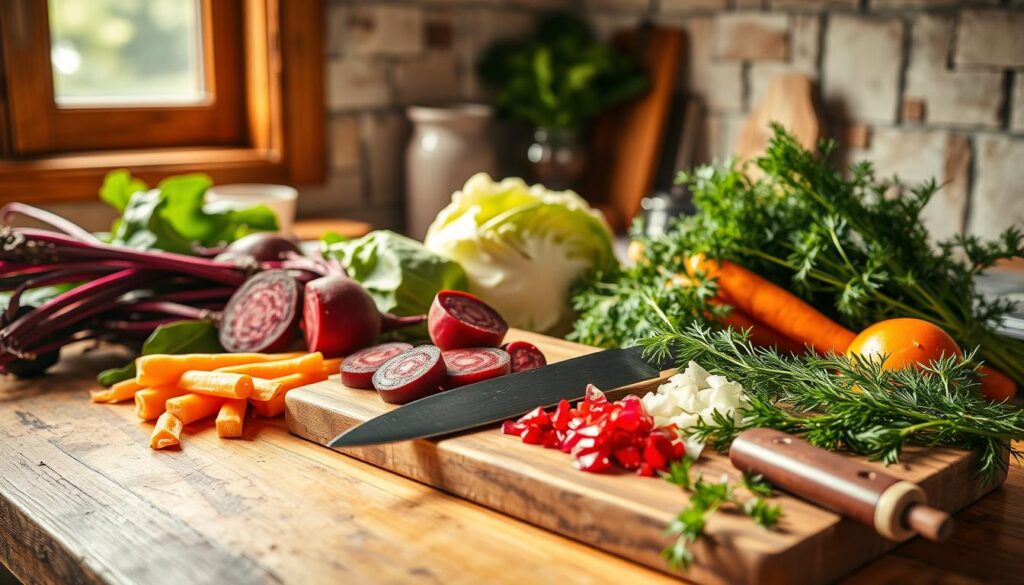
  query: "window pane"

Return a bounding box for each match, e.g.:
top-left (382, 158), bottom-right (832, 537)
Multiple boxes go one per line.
top-left (48, 0), bottom-right (205, 106)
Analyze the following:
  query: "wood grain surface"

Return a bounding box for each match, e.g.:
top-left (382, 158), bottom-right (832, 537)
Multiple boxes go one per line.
top-left (0, 341), bottom-right (1021, 585)
top-left (286, 330), bottom-right (1006, 585)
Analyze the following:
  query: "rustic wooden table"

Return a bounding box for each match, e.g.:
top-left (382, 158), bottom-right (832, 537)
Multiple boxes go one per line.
top-left (1, 344), bottom-right (1020, 585)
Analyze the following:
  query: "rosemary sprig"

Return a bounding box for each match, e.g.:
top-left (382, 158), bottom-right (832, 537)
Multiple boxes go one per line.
top-left (661, 457), bottom-right (782, 570)
top-left (643, 324), bottom-right (1024, 484)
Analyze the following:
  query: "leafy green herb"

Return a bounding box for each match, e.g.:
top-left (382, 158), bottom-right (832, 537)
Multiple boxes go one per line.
top-left (103, 170), bottom-right (278, 254)
top-left (572, 126), bottom-right (1024, 388)
top-left (675, 125), bottom-right (1024, 386)
top-left (661, 457), bottom-right (782, 570)
top-left (643, 323), bottom-right (1024, 484)
top-left (569, 220), bottom-right (720, 348)
top-left (97, 320), bottom-right (222, 386)
top-left (477, 13), bottom-right (648, 129)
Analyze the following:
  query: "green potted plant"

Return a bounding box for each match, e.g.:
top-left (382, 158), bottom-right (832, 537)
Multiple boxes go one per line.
top-left (477, 13), bottom-right (648, 190)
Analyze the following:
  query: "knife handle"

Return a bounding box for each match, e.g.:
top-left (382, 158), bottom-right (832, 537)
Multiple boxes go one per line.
top-left (729, 428), bottom-right (953, 542)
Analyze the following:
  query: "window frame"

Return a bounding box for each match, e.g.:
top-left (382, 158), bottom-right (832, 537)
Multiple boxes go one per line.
top-left (0, 0), bottom-right (325, 204)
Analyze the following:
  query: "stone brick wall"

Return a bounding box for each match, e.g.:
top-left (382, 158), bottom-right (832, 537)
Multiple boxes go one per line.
top-left (319, 0), bottom-right (1023, 239)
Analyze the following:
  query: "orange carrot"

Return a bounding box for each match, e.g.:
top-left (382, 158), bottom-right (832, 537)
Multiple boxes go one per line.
top-left (165, 393), bottom-right (226, 425)
top-left (216, 399), bottom-right (248, 438)
top-left (90, 379), bottom-right (145, 403)
top-left (980, 365), bottom-right (1017, 402)
top-left (136, 352), bottom-right (304, 386)
top-left (249, 378), bottom-right (284, 401)
top-left (149, 412), bottom-right (183, 450)
top-left (322, 357), bottom-right (343, 375)
top-left (250, 371), bottom-right (329, 417)
top-left (720, 309), bottom-right (806, 355)
top-left (688, 254), bottom-right (857, 355)
top-left (135, 386), bottom-right (188, 420)
top-left (177, 371), bottom-right (254, 399)
top-left (216, 352), bottom-right (324, 378)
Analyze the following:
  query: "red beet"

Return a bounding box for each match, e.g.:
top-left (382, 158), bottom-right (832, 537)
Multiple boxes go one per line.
top-left (219, 270), bottom-right (301, 353)
top-left (372, 345), bottom-right (447, 404)
top-left (428, 290), bottom-right (508, 350)
top-left (303, 275), bottom-right (382, 358)
top-left (442, 347), bottom-right (511, 388)
top-left (341, 342), bottom-right (413, 389)
top-left (216, 233), bottom-right (302, 263)
top-left (503, 341), bottom-right (547, 372)
top-left (304, 275), bottom-right (427, 358)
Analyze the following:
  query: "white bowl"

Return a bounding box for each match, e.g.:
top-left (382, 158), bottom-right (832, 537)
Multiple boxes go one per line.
top-left (206, 184), bottom-right (298, 234)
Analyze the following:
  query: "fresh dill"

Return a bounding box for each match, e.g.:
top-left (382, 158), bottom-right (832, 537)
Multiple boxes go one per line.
top-left (643, 323), bottom-right (1024, 484)
top-left (660, 457), bottom-right (782, 570)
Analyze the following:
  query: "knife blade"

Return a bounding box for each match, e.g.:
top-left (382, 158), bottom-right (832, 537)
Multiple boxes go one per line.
top-left (327, 346), bottom-right (667, 448)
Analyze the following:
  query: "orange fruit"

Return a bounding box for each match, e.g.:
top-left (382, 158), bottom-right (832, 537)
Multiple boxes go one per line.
top-left (846, 318), bottom-right (962, 370)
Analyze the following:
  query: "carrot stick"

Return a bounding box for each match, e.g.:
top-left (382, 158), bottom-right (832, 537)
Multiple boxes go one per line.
top-left (248, 378), bottom-right (283, 401)
top-left (720, 309), bottom-right (806, 355)
top-left (216, 399), bottom-right (247, 438)
top-left (135, 386), bottom-right (188, 420)
top-left (90, 379), bottom-right (145, 403)
top-left (980, 365), bottom-right (1018, 402)
top-left (149, 412), bottom-right (183, 450)
top-left (216, 352), bottom-right (324, 378)
top-left (136, 352), bottom-right (304, 386)
top-left (689, 255), bottom-right (857, 355)
top-left (250, 371), bottom-right (329, 417)
top-left (177, 371), bottom-right (254, 399)
top-left (165, 393), bottom-right (226, 425)
top-left (322, 357), bottom-right (343, 375)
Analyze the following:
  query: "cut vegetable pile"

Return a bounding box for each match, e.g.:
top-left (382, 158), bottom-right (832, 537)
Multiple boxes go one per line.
top-left (92, 350), bottom-right (337, 449)
top-left (343, 290), bottom-right (545, 404)
top-left (503, 385), bottom-right (686, 475)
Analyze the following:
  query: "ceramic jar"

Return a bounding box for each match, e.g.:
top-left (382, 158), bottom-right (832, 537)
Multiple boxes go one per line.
top-left (405, 104), bottom-right (497, 239)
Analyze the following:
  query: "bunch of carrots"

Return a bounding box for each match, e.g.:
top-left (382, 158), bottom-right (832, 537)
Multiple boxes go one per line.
top-left (91, 351), bottom-right (340, 449)
top-left (684, 254), bottom-right (1016, 401)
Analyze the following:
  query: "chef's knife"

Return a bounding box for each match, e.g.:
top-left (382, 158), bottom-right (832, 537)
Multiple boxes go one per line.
top-left (327, 346), bottom-right (668, 448)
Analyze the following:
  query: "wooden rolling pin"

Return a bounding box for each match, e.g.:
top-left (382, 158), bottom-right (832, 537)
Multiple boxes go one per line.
top-left (729, 428), bottom-right (953, 542)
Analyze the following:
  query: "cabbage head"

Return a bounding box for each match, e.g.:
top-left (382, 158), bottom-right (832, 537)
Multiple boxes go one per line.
top-left (424, 173), bottom-right (616, 334)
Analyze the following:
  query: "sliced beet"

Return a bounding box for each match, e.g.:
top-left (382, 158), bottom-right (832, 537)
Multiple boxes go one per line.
top-left (219, 270), bottom-right (301, 353)
top-left (428, 290), bottom-right (508, 350)
top-left (341, 342), bottom-right (414, 389)
top-left (503, 341), bottom-right (547, 373)
top-left (372, 345), bottom-right (447, 404)
top-left (442, 347), bottom-right (511, 388)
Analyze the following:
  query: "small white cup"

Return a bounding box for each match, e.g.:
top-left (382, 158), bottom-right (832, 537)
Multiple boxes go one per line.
top-left (206, 184), bottom-right (298, 234)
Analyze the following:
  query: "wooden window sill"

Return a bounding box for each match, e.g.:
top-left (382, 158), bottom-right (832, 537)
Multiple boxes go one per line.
top-left (0, 147), bottom-right (294, 204)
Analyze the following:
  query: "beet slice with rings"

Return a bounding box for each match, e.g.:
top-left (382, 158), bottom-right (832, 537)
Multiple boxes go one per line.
top-left (442, 347), bottom-right (511, 388)
top-left (219, 270), bottom-right (301, 353)
top-left (428, 290), bottom-right (508, 350)
top-left (503, 341), bottom-right (547, 373)
top-left (341, 342), bottom-right (414, 389)
top-left (372, 345), bottom-right (447, 404)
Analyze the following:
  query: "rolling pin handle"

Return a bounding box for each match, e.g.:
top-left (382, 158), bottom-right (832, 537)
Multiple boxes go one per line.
top-left (904, 504), bottom-right (954, 542)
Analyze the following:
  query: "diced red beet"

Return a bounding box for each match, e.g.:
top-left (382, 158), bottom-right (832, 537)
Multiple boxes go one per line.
top-left (341, 342), bottom-right (413, 389)
top-left (441, 347), bottom-right (511, 388)
top-left (372, 345), bottom-right (447, 404)
top-left (428, 290), bottom-right (508, 350)
top-left (219, 270), bottom-right (301, 353)
top-left (502, 341), bottom-right (547, 372)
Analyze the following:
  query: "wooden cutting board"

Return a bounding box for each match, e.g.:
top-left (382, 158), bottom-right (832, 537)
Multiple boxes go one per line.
top-left (285, 330), bottom-right (1005, 585)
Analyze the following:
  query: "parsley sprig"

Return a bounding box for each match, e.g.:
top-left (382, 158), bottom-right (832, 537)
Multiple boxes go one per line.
top-left (661, 457), bottom-right (782, 570)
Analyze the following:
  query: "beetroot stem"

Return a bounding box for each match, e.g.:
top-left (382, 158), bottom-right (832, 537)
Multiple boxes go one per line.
top-left (1, 203), bottom-right (100, 243)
